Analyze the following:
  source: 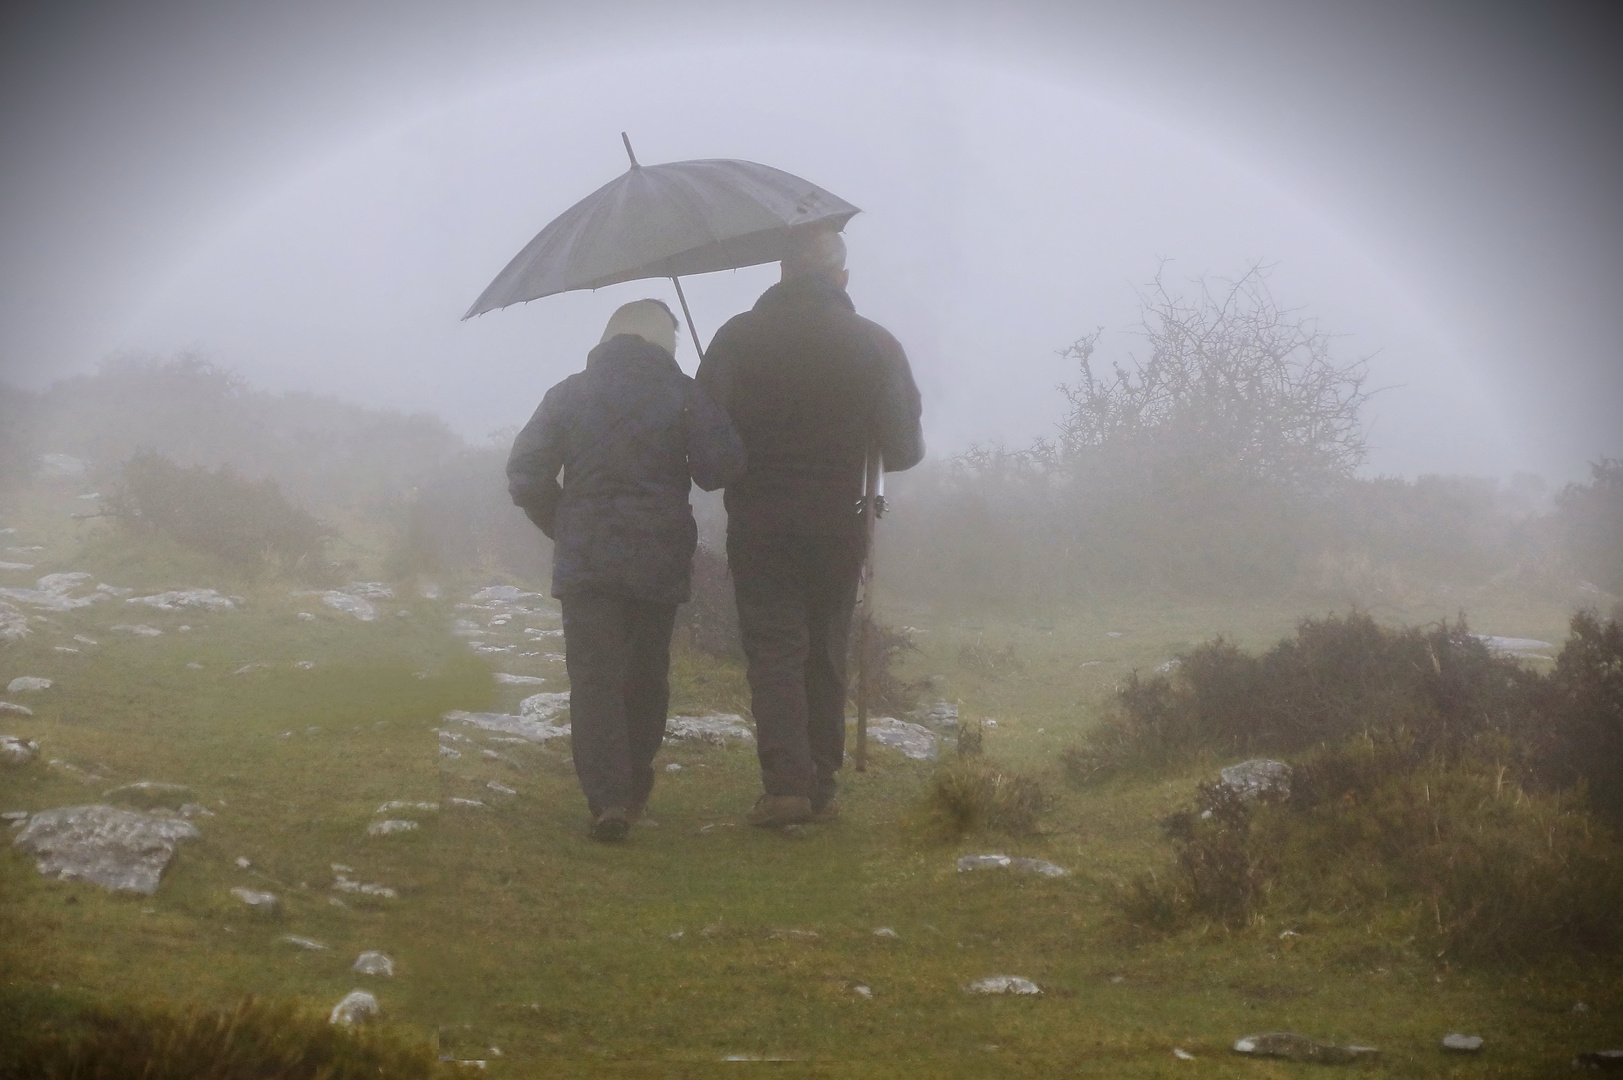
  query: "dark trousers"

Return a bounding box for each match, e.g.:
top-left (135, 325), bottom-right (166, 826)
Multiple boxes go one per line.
top-left (561, 594), bottom-right (678, 815)
top-left (727, 529), bottom-right (866, 803)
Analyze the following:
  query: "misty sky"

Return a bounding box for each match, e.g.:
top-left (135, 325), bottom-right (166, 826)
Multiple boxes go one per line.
top-left (2, 1), bottom-right (1618, 481)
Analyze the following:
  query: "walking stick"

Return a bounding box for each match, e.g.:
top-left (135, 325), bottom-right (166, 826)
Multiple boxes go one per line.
top-left (855, 446), bottom-right (882, 772)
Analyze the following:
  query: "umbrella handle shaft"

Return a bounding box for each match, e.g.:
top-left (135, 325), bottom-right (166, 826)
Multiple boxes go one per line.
top-left (671, 276), bottom-right (705, 365)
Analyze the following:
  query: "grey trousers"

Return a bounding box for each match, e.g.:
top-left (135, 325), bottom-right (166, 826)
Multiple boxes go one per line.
top-left (561, 594), bottom-right (678, 815)
top-left (727, 529), bottom-right (866, 804)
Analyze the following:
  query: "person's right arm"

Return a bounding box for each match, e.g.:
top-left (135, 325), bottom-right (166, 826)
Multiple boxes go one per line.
top-left (506, 382), bottom-right (570, 539)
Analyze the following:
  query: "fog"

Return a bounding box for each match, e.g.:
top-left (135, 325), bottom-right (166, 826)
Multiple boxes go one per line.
top-left (3, 0), bottom-right (1619, 480)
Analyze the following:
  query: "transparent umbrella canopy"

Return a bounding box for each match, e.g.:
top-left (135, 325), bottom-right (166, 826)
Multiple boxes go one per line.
top-left (463, 134), bottom-right (860, 361)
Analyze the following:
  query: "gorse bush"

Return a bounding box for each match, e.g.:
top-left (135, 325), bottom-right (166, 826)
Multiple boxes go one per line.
top-left (107, 451), bottom-right (331, 576)
top-left (3, 994), bottom-right (449, 1079)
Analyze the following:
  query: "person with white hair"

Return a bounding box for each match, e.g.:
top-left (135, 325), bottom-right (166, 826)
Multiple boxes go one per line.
top-left (697, 228), bottom-right (924, 828)
top-left (508, 298), bottom-right (745, 840)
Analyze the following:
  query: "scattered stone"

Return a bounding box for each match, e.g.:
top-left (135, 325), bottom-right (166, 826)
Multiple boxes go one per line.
top-left (366, 819), bottom-right (418, 836)
top-left (450, 619), bottom-right (485, 638)
top-left (2, 736), bottom-right (39, 764)
top-left (376, 800), bottom-right (438, 814)
top-left (665, 762), bottom-right (682, 771)
top-left (0, 601), bottom-right (28, 642)
top-left (1220, 759), bottom-right (1292, 801)
top-left (913, 701), bottom-right (959, 728)
top-left (104, 782), bottom-right (194, 810)
top-left (333, 873), bottom-right (397, 898)
top-left (235, 856), bottom-right (251, 869)
top-left (1009, 857), bottom-right (1069, 877)
top-left (1, 573), bottom-right (121, 612)
top-left (111, 624), bottom-right (163, 636)
top-left (283, 935), bottom-right (327, 950)
top-left (353, 951), bottom-right (394, 976)
top-left (231, 886), bottom-right (281, 912)
top-left (343, 582), bottom-right (394, 600)
top-left (297, 610), bottom-right (317, 621)
top-left (395, 609), bottom-right (410, 618)
top-left (1106, 630), bottom-right (1124, 637)
top-left (294, 660), bottom-right (315, 670)
top-left (486, 781), bottom-right (517, 797)
top-left (185, 662), bottom-right (204, 670)
top-left (470, 585), bottom-right (541, 604)
top-left (73, 635), bottom-right (97, 646)
top-left (177, 803), bottom-right (213, 819)
top-left (965, 976), bottom-right (1041, 995)
top-left (232, 663), bottom-right (267, 675)
top-left (13, 805), bottom-right (198, 894)
top-left (666, 714), bottom-right (754, 744)
top-left (328, 990), bottom-right (379, 1027)
top-left (1573, 1050), bottom-right (1623, 1070)
top-left (0, 561), bottom-right (34, 571)
top-left (873, 927), bottom-right (900, 939)
top-left (1475, 635), bottom-right (1554, 657)
top-left (958, 854), bottom-right (1012, 871)
top-left (1232, 1033), bottom-right (1378, 1063)
top-left (1575, 1001), bottom-right (1592, 1014)
top-left (864, 717), bottom-right (938, 760)
top-left (449, 797), bottom-right (486, 808)
top-left (127, 589), bottom-right (236, 612)
top-left (768, 928), bottom-right (819, 942)
top-left (7, 677), bottom-right (52, 693)
top-left (1442, 1034), bottom-right (1483, 1053)
top-left (493, 672), bottom-right (546, 686)
top-left (853, 984), bottom-right (873, 998)
top-left (1156, 658), bottom-right (1182, 674)
top-left (1172, 1047), bottom-right (1195, 1060)
top-left (321, 592), bottom-right (377, 621)
top-left (54, 646), bottom-right (79, 653)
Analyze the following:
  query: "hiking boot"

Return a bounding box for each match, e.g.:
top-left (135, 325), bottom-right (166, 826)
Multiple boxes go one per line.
top-left (589, 807), bottom-right (630, 842)
top-left (810, 797), bottom-right (840, 824)
top-left (745, 794), bottom-right (813, 828)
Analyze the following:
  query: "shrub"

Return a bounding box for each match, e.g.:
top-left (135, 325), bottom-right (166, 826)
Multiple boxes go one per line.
top-left (852, 621), bottom-right (924, 717)
top-left (919, 758), bottom-right (1046, 840)
top-left (1120, 749), bottom-right (1623, 959)
top-left (1526, 610), bottom-right (1623, 823)
top-left (106, 451), bottom-right (331, 576)
top-left (3, 994), bottom-right (449, 1079)
top-left (1554, 459), bottom-right (1623, 595)
top-left (1066, 612), bottom-right (1535, 780)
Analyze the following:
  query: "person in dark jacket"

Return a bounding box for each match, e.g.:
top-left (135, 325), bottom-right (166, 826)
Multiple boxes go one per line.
top-left (508, 299), bottom-right (745, 840)
top-left (697, 230), bottom-right (924, 828)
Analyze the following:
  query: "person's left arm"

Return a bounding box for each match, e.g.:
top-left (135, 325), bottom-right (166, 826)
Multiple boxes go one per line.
top-left (506, 382), bottom-right (570, 538)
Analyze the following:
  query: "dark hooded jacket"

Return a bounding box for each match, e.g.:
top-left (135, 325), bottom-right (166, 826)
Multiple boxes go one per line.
top-left (696, 274), bottom-right (924, 535)
top-left (507, 334), bottom-right (745, 604)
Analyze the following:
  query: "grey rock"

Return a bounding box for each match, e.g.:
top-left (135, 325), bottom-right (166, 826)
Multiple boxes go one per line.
top-left (353, 950), bottom-right (395, 976)
top-left (127, 589), bottom-right (236, 613)
top-left (0, 561), bottom-right (33, 571)
top-left (343, 582), bottom-right (394, 600)
top-left (366, 819), bottom-right (418, 836)
top-left (332, 874), bottom-right (397, 898)
top-left (667, 713), bottom-right (754, 744)
top-left (111, 623), bottom-right (163, 636)
top-left (493, 672), bottom-right (546, 686)
top-left (0, 701), bottom-right (34, 717)
top-left (965, 976), bottom-right (1041, 995)
top-left (1, 573), bottom-right (118, 612)
top-left (2, 735), bottom-right (39, 765)
top-left (914, 701), bottom-right (959, 728)
top-left (1442, 1034), bottom-right (1483, 1053)
top-left (40, 452), bottom-right (87, 477)
top-left (104, 782), bottom-right (194, 810)
top-left (486, 781), bottom-right (517, 797)
top-left (376, 800), bottom-right (437, 815)
top-left (0, 600), bottom-right (28, 642)
top-left (7, 676), bottom-right (52, 692)
top-left (13, 805), bottom-right (199, 894)
top-left (1009, 857), bottom-right (1069, 878)
top-left (1573, 1050), bottom-right (1623, 1070)
top-left (1220, 759), bottom-right (1292, 801)
top-left (177, 803), bottom-right (213, 819)
top-left (1232, 1033), bottom-right (1378, 1063)
top-left (445, 703), bottom-right (569, 744)
top-left (470, 585), bottom-right (541, 604)
top-left (873, 927), bottom-right (900, 939)
top-left (865, 716), bottom-right (938, 760)
top-left (231, 886), bottom-right (281, 912)
top-left (328, 990), bottom-right (379, 1026)
top-left (282, 935), bottom-right (327, 950)
top-left (297, 611), bottom-right (316, 621)
top-left (958, 854), bottom-right (1012, 871)
top-left (321, 592), bottom-right (377, 621)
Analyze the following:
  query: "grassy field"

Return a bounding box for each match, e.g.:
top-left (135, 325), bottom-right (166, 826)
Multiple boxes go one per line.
top-left (3, 479), bottom-right (1619, 1076)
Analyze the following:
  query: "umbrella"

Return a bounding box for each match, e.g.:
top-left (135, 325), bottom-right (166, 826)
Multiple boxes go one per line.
top-left (466, 136), bottom-right (884, 769)
top-left (463, 134), bottom-right (861, 362)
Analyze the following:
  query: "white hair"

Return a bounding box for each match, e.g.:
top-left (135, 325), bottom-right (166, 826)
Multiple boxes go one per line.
top-left (600, 299), bottom-right (678, 356)
top-left (782, 229), bottom-right (847, 279)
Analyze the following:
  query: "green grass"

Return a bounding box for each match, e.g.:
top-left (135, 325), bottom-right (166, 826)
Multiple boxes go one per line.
top-left (3, 486), bottom-right (1618, 1076)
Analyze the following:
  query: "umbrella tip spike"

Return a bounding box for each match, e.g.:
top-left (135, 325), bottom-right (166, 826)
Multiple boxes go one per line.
top-left (621, 132), bottom-right (639, 168)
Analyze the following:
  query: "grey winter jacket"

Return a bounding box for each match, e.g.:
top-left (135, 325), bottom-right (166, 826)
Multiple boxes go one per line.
top-left (507, 334), bottom-right (745, 604)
